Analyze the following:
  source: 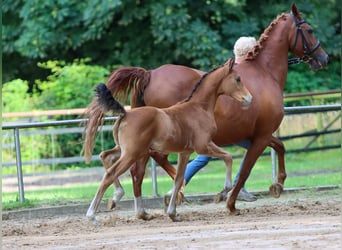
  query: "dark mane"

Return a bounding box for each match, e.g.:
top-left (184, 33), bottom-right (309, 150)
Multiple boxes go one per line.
top-left (181, 63), bottom-right (226, 103)
top-left (245, 13), bottom-right (288, 61)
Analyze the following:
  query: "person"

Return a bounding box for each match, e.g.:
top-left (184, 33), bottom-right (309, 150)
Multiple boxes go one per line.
top-left (184, 37), bottom-right (258, 202)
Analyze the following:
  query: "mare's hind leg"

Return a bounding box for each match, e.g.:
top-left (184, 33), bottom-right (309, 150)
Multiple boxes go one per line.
top-left (227, 139), bottom-right (269, 215)
top-left (99, 147), bottom-right (125, 209)
top-left (268, 136), bottom-right (286, 198)
top-left (130, 154), bottom-right (155, 220)
top-left (150, 151), bottom-right (184, 206)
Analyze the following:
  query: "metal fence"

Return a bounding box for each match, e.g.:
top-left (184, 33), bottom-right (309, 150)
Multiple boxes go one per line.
top-left (2, 104), bottom-right (341, 203)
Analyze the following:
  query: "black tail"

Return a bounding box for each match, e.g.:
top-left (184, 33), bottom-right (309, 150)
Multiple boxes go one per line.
top-left (95, 83), bottom-right (126, 115)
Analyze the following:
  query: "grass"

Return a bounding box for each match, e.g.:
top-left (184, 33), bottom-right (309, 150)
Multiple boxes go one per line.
top-left (2, 148), bottom-right (341, 211)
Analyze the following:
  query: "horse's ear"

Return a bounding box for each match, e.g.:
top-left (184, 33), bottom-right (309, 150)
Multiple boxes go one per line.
top-left (227, 58), bottom-right (234, 72)
top-left (291, 3), bottom-right (301, 19)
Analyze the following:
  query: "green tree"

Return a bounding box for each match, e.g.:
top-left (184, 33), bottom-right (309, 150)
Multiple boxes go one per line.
top-left (2, 0), bottom-right (340, 92)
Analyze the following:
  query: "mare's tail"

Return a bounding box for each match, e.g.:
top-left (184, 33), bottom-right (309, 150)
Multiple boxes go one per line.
top-left (106, 66), bottom-right (151, 107)
top-left (95, 83), bottom-right (126, 115)
top-left (82, 66), bottom-right (150, 163)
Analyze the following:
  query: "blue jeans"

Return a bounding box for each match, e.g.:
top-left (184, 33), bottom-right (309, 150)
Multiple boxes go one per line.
top-left (184, 140), bottom-right (251, 186)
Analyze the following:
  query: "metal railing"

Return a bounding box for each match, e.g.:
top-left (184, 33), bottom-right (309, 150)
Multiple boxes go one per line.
top-left (2, 104), bottom-right (341, 203)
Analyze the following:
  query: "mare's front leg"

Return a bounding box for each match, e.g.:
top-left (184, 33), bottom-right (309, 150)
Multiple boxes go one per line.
top-left (167, 152), bottom-right (191, 222)
top-left (130, 154), bottom-right (155, 220)
top-left (227, 139), bottom-right (269, 215)
top-left (268, 136), bottom-right (286, 198)
top-left (99, 147), bottom-right (125, 209)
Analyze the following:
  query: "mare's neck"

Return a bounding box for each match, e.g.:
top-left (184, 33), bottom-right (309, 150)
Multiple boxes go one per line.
top-left (253, 15), bottom-right (293, 90)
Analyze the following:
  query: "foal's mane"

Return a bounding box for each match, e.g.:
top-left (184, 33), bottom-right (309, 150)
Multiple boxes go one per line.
top-left (245, 13), bottom-right (290, 61)
top-left (181, 58), bottom-right (234, 103)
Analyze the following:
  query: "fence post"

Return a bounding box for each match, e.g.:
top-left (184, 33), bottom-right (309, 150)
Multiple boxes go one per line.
top-left (151, 159), bottom-right (159, 197)
top-left (14, 128), bottom-right (25, 202)
top-left (271, 131), bottom-right (279, 183)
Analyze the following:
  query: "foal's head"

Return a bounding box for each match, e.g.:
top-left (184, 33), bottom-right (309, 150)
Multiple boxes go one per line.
top-left (221, 58), bottom-right (252, 108)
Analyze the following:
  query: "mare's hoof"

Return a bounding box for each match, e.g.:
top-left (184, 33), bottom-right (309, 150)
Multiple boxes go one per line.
top-left (169, 214), bottom-right (182, 222)
top-left (269, 183), bottom-right (283, 198)
top-left (107, 199), bottom-right (116, 210)
top-left (229, 209), bottom-right (241, 216)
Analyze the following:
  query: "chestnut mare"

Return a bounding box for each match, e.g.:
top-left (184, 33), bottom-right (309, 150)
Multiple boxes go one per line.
top-left (83, 3), bottom-right (328, 218)
top-left (85, 58), bottom-right (252, 222)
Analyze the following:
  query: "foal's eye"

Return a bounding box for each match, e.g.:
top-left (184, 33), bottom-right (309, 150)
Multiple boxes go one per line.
top-left (236, 76), bottom-right (241, 82)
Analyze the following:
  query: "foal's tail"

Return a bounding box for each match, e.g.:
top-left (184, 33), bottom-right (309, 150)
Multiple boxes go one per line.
top-left (95, 83), bottom-right (126, 115)
top-left (83, 83), bottom-right (126, 164)
top-left (82, 66), bottom-right (150, 163)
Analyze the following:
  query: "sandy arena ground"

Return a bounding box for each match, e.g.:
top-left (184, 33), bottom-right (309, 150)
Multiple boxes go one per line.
top-left (2, 188), bottom-right (341, 250)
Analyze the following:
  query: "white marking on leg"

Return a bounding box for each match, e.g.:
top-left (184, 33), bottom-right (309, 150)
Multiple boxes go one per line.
top-left (134, 196), bottom-right (146, 214)
top-left (113, 186), bottom-right (125, 203)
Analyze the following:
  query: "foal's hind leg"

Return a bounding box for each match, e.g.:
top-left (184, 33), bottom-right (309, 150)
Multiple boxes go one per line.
top-left (130, 154), bottom-right (155, 220)
top-left (268, 136), bottom-right (286, 198)
top-left (87, 156), bottom-right (135, 224)
top-left (99, 147), bottom-right (125, 209)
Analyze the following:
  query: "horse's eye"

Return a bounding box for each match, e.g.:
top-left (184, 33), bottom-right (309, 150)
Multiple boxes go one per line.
top-left (307, 29), bottom-right (313, 34)
top-left (236, 76), bottom-right (241, 82)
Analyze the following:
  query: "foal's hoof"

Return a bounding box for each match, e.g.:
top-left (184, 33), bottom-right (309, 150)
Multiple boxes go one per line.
top-left (87, 217), bottom-right (101, 227)
top-left (107, 199), bottom-right (116, 210)
top-left (137, 211), bottom-right (155, 221)
top-left (269, 183), bottom-right (284, 198)
top-left (176, 191), bottom-right (184, 205)
top-left (213, 188), bottom-right (230, 203)
top-left (164, 195), bottom-right (171, 208)
top-left (164, 192), bottom-right (184, 208)
top-left (169, 214), bottom-right (182, 222)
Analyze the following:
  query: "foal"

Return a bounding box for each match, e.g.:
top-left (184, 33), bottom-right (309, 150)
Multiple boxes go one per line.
top-left (86, 58), bottom-right (252, 222)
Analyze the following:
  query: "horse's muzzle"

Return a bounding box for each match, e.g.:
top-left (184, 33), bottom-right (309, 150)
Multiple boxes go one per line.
top-left (242, 94), bottom-right (253, 109)
top-left (310, 53), bottom-right (328, 70)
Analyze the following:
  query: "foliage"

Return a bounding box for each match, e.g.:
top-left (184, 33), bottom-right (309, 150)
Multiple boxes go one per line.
top-left (35, 58), bottom-right (109, 109)
top-left (2, 79), bottom-right (35, 113)
top-left (3, 0), bottom-right (339, 86)
top-left (1, 0), bottom-right (340, 172)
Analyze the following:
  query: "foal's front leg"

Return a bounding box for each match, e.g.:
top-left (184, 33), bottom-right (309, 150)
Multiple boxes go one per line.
top-left (197, 141), bottom-right (234, 203)
top-left (167, 152), bottom-right (191, 222)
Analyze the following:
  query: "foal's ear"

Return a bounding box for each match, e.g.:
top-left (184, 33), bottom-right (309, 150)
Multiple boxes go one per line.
top-left (227, 58), bottom-right (235, 72)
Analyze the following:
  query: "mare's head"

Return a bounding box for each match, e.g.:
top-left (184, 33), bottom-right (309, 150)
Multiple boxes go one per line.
top-left (288, 3), bottom-right (328, 70)
top-left (221, 58), bottom-right (252, 109)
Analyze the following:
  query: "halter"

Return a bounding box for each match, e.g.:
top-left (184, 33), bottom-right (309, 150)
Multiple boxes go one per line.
top-left (289, 12), bottom-right (321, 64)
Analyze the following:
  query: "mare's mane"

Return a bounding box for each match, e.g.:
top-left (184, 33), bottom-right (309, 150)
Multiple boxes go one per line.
top-left (245, 13), bottom-right (290, 61)
top-left (181, 59), bottom-right (233, 103)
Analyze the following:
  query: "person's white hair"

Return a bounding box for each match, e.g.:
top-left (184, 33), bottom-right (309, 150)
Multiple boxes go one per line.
top-left (233, 37), bottom-right (257, 58)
